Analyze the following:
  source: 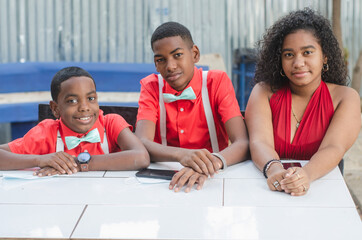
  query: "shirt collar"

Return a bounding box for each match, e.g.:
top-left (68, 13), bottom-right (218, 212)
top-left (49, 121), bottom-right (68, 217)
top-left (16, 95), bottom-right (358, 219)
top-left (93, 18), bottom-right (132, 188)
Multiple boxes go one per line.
top-left (59, 109), bottom-right (105, 142)
top-left (163, 67), bottom-right (202, 103)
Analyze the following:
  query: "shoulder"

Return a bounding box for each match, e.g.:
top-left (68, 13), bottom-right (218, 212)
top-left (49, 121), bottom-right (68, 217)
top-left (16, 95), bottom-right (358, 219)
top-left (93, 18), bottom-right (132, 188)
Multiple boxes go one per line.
top-left (104, 113), bottom-right (128, 125)
top-left (251, 82), bottom-right (274, 100)
top-left (35, 119), bottom-right (59, 132)
top-left (140, 73), bottom-right (159, 86)
top-left (326, 83), bottom-right (360, 109)
top-left (207, 70), bottom-right (229, 82)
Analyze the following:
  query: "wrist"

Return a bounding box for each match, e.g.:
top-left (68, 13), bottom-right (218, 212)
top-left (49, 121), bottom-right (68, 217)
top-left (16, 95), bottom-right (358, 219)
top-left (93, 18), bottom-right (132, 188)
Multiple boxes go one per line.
top-left (263, 159), bottom-right (283, 178)
top-left (211, 153), bottom-right (227, 170)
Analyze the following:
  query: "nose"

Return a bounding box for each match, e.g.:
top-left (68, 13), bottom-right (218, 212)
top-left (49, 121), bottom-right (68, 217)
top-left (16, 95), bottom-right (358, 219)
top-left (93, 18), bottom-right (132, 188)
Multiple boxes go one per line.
top-left (166, 58), bottom-right (177, 72)
top-left (78, 99), bottom-right (90, 112)
top-left (293, 54), bottom-right (305, 68)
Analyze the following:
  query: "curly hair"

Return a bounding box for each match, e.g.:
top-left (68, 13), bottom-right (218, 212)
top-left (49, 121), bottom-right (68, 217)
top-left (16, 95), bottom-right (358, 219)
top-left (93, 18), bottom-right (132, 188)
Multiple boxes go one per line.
top-left (254, 8), bottom-right (347, 91)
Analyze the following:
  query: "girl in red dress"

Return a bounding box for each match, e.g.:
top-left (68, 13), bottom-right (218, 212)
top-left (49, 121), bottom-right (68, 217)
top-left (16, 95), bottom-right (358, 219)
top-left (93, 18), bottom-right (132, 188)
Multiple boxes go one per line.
top-left (246, 8), bottom-right (361, 196)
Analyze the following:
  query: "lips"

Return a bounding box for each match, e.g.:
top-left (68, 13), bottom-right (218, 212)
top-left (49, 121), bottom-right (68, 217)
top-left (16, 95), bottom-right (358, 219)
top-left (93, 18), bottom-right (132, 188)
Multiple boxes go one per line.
top-left (165, 72), bottom-right (182, 81)
top-left (75, 115), bottom-right (94, 124)
top-left (292, 71), bottom-right (309, 78)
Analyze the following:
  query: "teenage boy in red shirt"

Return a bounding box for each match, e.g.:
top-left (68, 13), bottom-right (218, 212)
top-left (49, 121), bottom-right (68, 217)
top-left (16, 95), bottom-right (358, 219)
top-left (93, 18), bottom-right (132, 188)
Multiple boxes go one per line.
top-left (136, 22), bottom-right (249, 192)
top-left (0, 67), bottom-right (149, 176)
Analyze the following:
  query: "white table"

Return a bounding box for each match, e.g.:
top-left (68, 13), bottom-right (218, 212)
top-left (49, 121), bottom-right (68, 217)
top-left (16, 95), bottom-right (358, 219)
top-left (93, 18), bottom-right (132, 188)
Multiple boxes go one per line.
top-left (0, 160), bottom-right (361, 239)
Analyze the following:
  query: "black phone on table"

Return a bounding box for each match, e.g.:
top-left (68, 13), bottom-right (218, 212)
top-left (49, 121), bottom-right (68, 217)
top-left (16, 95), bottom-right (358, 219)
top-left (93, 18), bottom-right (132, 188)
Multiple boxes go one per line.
top-left (135, 168), bottom-right (178, 180)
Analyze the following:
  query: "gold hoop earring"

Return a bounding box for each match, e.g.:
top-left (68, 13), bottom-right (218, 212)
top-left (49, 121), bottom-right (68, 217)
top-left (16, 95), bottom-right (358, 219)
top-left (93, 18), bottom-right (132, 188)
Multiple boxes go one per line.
top-left (323, 63), bottom-right (329, 72)
top-left (280, 69), bottom-right (286, 77)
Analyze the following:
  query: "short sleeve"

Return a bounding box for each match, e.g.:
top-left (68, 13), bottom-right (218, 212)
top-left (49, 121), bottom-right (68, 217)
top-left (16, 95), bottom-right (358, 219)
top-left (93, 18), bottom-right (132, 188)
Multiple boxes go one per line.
top-left (209, 70), bottom-right (242, 123)
top-left (137, 74), bottom-right (160, 124)
top-left (8, 119), bottom-right (58, 154)
top-left (104, 113), bottom-right (132, 152)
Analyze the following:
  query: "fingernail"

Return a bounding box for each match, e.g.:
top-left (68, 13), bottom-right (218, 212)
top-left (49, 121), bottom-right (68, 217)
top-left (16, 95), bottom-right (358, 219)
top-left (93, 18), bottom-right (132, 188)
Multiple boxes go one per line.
top-left (38, 174), bottom-right (42, 177)
top-left (175, 187), bottom-right (179, 192)
top-left (185, 188), bottom-right (190, 193)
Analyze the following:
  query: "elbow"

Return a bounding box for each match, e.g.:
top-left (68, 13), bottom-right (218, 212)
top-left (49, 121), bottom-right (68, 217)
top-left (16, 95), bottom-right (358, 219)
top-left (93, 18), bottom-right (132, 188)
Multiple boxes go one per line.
top-left (135, 150), bottom-right (150, 169)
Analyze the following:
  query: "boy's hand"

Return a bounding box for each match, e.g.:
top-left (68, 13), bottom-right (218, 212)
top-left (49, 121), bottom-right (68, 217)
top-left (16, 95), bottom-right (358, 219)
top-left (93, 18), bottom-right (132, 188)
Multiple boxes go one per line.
top-left (178, 149), bottom-right (222, 177)
top-left (36, 152), bottom-right (78, 175)
top-left (169, 167), bottom-right (208, 193)
top-left (34, 167), bottom-right (61, 177)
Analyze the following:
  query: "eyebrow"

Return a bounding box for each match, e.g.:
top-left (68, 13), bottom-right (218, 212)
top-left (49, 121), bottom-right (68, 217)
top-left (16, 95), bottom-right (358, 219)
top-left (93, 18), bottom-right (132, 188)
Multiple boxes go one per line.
top-left (64, 90), bottom-right (96, 99)
top-left (282, 45), bottom-right (316, 53)
top-left (154, 47), bottom-right (183, 58)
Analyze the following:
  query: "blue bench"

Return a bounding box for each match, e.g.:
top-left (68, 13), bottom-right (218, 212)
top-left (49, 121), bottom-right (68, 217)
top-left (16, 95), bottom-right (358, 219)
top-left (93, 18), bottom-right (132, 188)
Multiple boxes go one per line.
top-left (0, 62), bottom-right (157, 139)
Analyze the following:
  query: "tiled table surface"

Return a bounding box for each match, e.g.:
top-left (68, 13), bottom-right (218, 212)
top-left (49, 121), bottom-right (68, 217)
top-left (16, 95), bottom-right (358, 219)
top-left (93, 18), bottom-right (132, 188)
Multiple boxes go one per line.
top-left (0, 160), bottom-right (361, 239)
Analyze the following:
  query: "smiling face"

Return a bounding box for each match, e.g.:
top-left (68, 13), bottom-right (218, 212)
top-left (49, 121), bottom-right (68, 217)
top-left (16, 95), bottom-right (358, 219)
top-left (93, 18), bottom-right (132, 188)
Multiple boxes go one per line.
top-left (153, 36), bottom-right (200, 91)
top-left (281, 29), bottom-right (327, 89)
top-left (50, 76), bottom-right (99, 134)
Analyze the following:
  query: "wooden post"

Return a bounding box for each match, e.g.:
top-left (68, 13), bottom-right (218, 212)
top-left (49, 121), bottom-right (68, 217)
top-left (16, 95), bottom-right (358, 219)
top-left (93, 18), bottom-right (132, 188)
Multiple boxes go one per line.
top-left (352, 51), bottom-right (362, 94)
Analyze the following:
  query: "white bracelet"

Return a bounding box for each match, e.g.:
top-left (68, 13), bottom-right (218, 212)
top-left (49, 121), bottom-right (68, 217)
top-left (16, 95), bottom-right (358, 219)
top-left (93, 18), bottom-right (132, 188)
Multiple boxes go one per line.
top-left (211, 153), bottom-right (227, 171)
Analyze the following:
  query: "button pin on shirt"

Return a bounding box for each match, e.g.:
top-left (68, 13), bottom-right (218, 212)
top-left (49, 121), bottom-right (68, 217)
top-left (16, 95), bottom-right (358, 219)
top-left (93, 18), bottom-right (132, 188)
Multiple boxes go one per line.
top-left (180, 130), bottom-right (184, 134)
top-left (180, 108), bottom-right (184, 112)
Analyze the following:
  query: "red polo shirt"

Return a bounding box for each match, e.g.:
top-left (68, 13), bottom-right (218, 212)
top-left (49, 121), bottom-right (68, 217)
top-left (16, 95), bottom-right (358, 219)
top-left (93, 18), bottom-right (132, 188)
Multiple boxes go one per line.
top-left (137, 67), bottom-right (241, 152)
top-left (9, 110), bottom-right (131, 156)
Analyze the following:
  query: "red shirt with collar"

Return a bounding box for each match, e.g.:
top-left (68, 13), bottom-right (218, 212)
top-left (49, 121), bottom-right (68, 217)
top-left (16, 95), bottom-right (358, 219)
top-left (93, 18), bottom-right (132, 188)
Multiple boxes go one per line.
top-left (137, 67), bottom-right (241, 152)
top-left (8, 110), bottom-right (131, 156)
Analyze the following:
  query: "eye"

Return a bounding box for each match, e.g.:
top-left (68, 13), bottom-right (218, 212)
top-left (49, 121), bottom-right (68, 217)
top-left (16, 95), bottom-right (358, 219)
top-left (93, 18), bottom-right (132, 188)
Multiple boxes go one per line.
top-left (67, 99), bottom-right (78, 104)
top-left (155, 58), bottom-right (165, 63)
top-left (304, 50), bottom-right (313, 55)
top-left (88, 96), bottom-right (96, 101)
top-left (284, 52), bottom-right (293, 58)
top-left (174, 53), bottom-right (182, 58)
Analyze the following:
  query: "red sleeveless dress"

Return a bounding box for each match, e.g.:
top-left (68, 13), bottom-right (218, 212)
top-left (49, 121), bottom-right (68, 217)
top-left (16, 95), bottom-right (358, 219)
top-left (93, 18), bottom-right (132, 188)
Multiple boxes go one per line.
top-left (270, 81), bottom-right (334, 160)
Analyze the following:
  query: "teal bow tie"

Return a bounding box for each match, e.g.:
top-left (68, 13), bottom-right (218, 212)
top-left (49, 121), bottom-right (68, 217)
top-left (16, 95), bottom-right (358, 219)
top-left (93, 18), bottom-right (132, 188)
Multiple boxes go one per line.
top-left (65, 128), bottom-right (101, 150)
top-left (163, 87), bottom-right (196, 103)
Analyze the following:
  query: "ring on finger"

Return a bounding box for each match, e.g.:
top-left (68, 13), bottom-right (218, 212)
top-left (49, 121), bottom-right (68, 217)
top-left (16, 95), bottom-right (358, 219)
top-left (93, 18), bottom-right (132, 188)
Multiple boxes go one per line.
top-left (296, 173), bottom-right (301, 179)
top-left (273, 180), bottom-right (280, 189)
top-left (302, 185), bottom-right (308, 192)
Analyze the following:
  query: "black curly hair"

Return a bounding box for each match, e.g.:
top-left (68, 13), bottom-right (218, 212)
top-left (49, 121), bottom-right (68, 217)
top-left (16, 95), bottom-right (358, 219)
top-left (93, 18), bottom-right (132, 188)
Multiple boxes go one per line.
top-left (254, 8), bottom-right (348, 91)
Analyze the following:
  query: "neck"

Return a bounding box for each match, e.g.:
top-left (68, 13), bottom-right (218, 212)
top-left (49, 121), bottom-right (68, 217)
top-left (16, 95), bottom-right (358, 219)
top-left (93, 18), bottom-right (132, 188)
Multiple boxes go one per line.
top-left (289, 79), bottom-right (321, 98)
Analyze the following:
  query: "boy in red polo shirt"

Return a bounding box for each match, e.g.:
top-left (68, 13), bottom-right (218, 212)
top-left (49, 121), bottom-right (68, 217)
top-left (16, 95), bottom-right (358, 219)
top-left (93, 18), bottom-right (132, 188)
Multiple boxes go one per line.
top-left (0, 67), bottom-right (149, 176)
top-left (136, 22), bottom-right (249, 192)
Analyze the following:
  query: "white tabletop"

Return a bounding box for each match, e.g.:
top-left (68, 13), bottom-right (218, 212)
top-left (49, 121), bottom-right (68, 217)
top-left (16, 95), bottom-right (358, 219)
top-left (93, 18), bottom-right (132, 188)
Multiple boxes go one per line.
top-left (0, 160), bottom-right (360, 239)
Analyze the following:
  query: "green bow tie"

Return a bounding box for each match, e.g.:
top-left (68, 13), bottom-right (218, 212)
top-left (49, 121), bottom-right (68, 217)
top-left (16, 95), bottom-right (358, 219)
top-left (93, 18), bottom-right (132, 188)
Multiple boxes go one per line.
top-left (65, 128), bottom-right (101, 150)
top-left (163, 87), bottom-right (196, 103)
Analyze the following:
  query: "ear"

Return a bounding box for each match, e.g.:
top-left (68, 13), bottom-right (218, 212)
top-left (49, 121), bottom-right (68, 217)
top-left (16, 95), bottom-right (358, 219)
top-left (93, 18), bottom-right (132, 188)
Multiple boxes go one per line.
top-left (323, 56), bottom-right (328, 64)
top-left (192, 45), bottom-right (200, 64)
top-left (49, 100), bottom-right (60, 119)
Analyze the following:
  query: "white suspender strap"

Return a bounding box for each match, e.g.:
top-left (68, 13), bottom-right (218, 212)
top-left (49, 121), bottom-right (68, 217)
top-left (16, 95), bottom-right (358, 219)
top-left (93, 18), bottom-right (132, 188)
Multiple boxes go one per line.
top-left (56, 130), bottom-right (64, 152)
top-left (56, 130), bottom-right (109, 153)
top-left (201, 71), bottom-right (219, 153)
top-left (101, 132), bottom-right (109, 154)
top-left (158, 74), bottom-right (167, 146)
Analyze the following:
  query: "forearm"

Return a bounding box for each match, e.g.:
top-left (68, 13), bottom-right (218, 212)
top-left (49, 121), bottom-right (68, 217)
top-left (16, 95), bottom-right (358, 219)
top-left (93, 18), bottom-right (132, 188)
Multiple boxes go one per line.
top-left (89, 149), bottom-right (150, 171)
top-left (249, 140), bottom-right (280, 171)
top-left (303, 146), bottom-right (345, 182)
top-left (219, 138), bottom-right (249, 167)
top-left (141, 138), bottom-right (186, 162)
top-left (0, 148), bottom-right (39, 170)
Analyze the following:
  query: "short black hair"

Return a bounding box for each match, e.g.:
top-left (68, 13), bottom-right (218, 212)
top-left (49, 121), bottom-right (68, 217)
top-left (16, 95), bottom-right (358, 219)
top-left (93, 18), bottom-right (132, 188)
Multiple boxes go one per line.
top-left (254, 8), bottom-right (348, 91)
top-left (51, 66), bottom-right (96, 102)
top-left (151, 21), bottom-right (194, 50)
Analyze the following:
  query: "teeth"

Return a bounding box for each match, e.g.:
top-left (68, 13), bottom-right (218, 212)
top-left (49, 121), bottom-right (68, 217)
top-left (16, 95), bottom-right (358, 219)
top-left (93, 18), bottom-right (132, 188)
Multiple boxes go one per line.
top-left (79, 117), bottom-right (90, 120)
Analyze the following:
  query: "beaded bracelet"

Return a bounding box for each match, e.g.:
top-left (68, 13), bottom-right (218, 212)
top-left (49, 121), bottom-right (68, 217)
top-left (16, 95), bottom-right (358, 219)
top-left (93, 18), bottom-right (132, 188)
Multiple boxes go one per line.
top-left (263, 159), bottom-right (282, 178)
